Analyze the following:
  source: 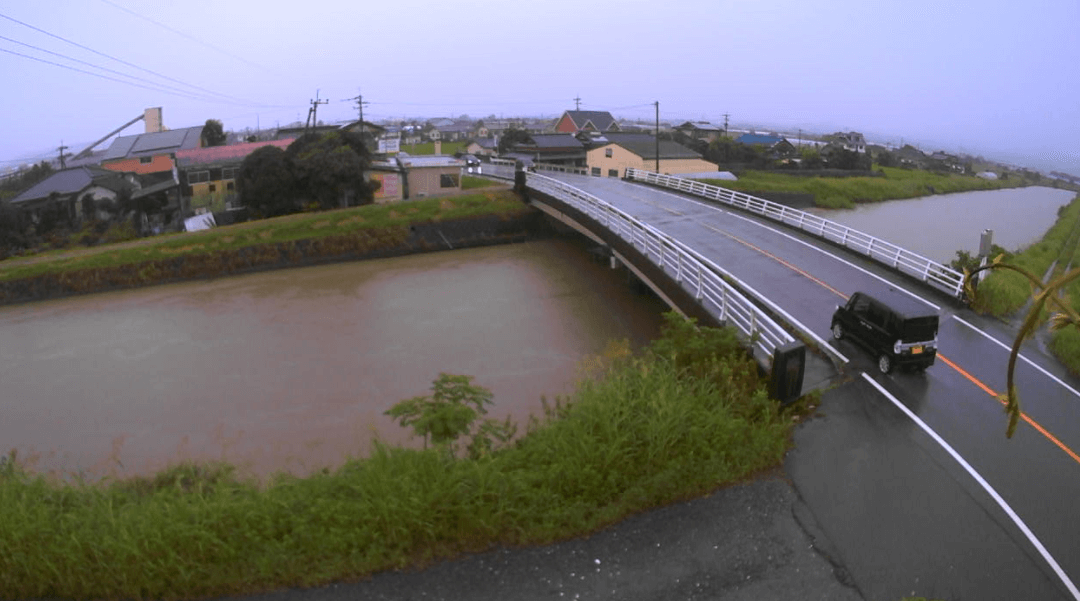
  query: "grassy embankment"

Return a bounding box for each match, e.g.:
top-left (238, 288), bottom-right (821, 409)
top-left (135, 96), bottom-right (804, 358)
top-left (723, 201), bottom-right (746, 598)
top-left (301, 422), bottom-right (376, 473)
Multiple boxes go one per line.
top-left (0, 314), bottom-right (798, 600)
top-left (0, 189), bottom-right (527, 298)
top-left (700, 166), bottom-right (1026, 209)
top-left (966, 193), bottom-right (1080, 373)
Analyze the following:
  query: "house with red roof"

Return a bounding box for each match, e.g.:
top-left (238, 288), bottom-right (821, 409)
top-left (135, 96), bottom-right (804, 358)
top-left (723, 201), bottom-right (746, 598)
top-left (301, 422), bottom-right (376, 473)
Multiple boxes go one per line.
top-left (175, 139), bottom-right (293, 215)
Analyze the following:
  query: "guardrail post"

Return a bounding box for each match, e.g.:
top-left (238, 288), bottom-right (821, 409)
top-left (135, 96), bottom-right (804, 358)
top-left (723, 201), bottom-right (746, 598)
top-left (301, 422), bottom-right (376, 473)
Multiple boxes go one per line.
top-left (677, 252), bottom-right (683, 282)
top-left (696, 264), bottom-right (704, 300)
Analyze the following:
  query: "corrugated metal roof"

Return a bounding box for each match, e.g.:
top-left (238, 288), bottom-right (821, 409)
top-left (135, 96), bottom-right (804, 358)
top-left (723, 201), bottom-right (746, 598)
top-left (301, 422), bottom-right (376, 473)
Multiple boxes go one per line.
top-left (396, 155), bottom-right (464, 168)
top-left (527, 134), bottom-right (583, 149)
top-left (736, 133), bottom-right (786, 146)
top-left (176, 139), bottom-right (292, 168)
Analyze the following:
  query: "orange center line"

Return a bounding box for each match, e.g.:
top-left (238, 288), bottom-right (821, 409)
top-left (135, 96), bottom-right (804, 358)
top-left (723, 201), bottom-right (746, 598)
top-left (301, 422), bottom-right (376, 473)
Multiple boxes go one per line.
top-left (705, 222), bottom-right (1080, 467)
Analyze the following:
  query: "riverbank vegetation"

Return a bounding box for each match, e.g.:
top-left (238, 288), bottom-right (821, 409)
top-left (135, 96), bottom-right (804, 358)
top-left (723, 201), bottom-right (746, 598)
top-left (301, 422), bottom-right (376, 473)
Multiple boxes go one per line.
top-left (963, 193), bottom-right (1080, 374)
top-left (0, 314), bottom-right (798, 600)
top-left (0, 190), bottom-right (527, 283)
top-left (700, 166), bottom-right (1028, 209)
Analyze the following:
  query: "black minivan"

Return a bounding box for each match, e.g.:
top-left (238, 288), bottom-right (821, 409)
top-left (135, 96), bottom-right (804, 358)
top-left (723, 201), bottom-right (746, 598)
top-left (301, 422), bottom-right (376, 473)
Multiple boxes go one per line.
top-left (831, 290), bottom-right (939, 374)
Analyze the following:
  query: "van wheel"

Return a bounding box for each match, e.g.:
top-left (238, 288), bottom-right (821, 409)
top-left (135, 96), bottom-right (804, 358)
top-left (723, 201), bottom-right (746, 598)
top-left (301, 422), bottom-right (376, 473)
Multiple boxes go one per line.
top-left (878, 354), bottom-right (893, 374)
top-left (832, 324), bottom-right (843, 340)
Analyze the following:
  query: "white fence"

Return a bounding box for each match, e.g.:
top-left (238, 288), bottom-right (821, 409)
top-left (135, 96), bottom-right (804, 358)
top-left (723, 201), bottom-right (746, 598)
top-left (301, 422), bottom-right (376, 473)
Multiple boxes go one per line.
top-left (527, 173), bottom-right (796, 363)
top-left (625, 168), bottom-right (965, 299)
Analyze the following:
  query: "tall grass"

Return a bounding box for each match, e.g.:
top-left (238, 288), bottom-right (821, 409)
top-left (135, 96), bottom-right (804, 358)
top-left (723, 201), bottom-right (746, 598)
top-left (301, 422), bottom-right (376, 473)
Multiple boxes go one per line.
top-left (973, 194), bottom-right (1080, 316)
top-left (0, 314), bottom-right (794, 600)
top-left (701, 166), bottom-right (1024, 209)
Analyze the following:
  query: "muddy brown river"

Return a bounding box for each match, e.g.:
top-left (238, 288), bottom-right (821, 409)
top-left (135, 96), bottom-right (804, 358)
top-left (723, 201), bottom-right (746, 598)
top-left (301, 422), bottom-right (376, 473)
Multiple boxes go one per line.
top-left (0, 239), bottom-right (668, 481)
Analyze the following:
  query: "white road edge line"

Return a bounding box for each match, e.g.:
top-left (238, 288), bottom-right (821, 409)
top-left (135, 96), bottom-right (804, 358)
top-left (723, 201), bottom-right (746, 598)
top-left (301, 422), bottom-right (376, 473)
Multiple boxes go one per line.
top-left (953, 315), bottom-right (1080, 400)
top-left (642, 185), bottom-right (942, 311)
top-left (861, 373), bottom-right (1080, 600)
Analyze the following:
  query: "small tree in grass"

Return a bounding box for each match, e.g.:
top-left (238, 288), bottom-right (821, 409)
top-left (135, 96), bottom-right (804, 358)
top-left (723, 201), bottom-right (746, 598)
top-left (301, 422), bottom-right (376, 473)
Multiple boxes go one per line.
top-left (385, 373), bottom-right (517, 459)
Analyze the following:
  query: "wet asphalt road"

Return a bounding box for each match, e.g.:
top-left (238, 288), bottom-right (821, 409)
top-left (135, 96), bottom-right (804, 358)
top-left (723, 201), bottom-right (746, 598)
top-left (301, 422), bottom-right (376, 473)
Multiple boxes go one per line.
top-left (534, 173), bottom-right (1080, 598)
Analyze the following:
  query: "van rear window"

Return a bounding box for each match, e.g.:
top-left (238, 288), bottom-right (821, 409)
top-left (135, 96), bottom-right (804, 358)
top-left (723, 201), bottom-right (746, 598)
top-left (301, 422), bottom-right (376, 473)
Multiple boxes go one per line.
top-left (901, 317), bottom-right (938, 342)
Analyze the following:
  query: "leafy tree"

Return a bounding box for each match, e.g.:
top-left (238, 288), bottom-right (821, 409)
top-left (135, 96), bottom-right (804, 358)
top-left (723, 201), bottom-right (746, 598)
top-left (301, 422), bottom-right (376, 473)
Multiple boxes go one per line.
top-left (497, 126), bottom-right (532, 154)
top-left (286, 130), bottom-right (377, 210)
top-left (202, 119), bottom-right (227, 147)
top-left (875, 149), bottom-right (899, 168)
top-left (238, 145), bottom-right (296, 217)
top-left (385, 373), bottom-right (517, 459)
top-left (800, 147), bottom-right (824, 169)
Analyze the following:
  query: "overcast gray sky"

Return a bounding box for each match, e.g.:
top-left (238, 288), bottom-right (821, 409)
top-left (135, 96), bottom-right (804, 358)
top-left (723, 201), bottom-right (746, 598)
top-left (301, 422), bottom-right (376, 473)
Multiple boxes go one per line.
top-left (2, 0), bottom-right (1077, 174)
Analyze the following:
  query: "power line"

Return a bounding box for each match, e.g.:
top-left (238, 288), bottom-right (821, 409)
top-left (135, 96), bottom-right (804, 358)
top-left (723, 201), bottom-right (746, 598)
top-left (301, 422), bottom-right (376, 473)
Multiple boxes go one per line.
top-left (0, 11), bottom-right (266, 107)
top-left (0, 46), bottom-right (227, 103)
top-left (98, 0), bottom-right (270, 72)
top-left (0, 34), bottom-right (248, 105)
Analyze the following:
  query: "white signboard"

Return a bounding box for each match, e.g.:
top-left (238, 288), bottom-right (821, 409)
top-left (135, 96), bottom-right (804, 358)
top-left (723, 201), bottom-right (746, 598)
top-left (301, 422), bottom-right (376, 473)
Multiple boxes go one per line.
top-left (378, 137), bottom-right (401, 154)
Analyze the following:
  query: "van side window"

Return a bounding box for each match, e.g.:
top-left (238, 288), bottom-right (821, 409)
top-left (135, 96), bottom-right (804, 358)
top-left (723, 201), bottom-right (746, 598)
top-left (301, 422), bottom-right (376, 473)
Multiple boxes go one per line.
top-left (850, 295), bottom-right (870, 314)
top-left (866, 302), bottom-right (889, 328)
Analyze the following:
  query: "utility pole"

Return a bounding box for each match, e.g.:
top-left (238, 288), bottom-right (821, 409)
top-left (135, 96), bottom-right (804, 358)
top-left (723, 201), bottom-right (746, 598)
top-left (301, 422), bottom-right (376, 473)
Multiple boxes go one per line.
top-left (57, 141), bottom-right (68, 169)
top-left (306, 89), bottom-right (328, 132)
top-left (655, 100), bottom-right (660, 173)
top-left (344, 92), bottom-right (370, 135)
top-left (797, 128), bottom-right (802, 150)
top-left (573, 95), bottom-right (581, 110)
top-left (722, 112), bottom-right (730, 137)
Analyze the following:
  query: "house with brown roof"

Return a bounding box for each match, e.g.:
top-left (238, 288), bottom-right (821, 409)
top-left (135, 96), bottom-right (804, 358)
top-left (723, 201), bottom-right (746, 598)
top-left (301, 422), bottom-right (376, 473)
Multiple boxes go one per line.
top-left (553, 110), bottom-right (621, 134)
top-left (583, 133), bottom-right (719, 177)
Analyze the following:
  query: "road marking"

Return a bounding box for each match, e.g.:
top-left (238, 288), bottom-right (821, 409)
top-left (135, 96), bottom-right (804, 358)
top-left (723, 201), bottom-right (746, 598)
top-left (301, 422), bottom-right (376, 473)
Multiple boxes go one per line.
top-left (938, 354), bottom-right (1080, 465)
top-left (862, 374), bottom-right (1080, 601)
top-left (640, 185), bottom-right (942, 311)
top-left (953, 315), bottom-right (1080, 401)
top-left (584, 177), bottom-right (1080, 468)
top-left (688, 207), bottom-right (1080, 468)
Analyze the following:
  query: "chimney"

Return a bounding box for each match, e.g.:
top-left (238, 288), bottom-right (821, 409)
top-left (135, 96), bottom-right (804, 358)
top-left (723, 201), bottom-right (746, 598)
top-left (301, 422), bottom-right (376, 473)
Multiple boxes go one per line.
top-left (144, 107), bottom-right (163, 133)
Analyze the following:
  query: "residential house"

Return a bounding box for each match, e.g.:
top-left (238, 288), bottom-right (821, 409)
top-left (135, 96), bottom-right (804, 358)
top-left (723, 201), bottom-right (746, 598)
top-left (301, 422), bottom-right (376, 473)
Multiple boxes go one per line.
top-left (503, 133), bottom-right (586, 167)
top-left (464, 137), bottom-right (498, 157)
top-left (393, 154), bottom-right (465, 198)
top-left (583, 133), bottom-right (719, 177)
top-left (553, 110), bottom-right (621, 134)
top-left (828, 131), bottom-right (867, 153)
top-left (735, 133), bottom-right (798, 158)
top-left (675, 121), bottom-right (724, 142)
top-left (100, 125), bottom-right (204, 176)
top-left (175, 139), bottom-right (293, 216)
top-left (429, 121), bottom-right (475, 142)
top-left (9, 165), bottom-right (138, 224)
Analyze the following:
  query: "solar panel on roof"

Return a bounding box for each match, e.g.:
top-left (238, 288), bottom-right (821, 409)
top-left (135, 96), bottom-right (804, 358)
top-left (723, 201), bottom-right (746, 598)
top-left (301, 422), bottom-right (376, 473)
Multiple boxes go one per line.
top-left (131, 129), bottom-right (189, 153)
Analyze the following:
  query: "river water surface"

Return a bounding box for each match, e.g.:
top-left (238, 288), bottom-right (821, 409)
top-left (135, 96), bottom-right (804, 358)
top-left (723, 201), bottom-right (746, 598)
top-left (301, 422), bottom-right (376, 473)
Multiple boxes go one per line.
top-left (0, 239), bottom-right (668, 480)
top-left (811, 186), bottom-right (1076, 263)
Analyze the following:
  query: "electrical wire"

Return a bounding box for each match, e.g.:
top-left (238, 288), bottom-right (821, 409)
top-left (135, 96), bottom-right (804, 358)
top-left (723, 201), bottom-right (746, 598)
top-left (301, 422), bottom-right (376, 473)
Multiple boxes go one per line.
top-left (0, 46), bottom-right (234, 103)
top-left (98, 0), bottom-right (270, 72)
top-left (0, 34), bottom-right (250, 105)
top-left (0, 11), bottom-right (268, 107)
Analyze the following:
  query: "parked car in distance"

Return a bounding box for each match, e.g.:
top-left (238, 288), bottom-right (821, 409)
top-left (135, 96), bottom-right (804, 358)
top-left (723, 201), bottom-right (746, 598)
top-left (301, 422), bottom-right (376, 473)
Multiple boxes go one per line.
top-left (831, 290), bottom-right (939, 374)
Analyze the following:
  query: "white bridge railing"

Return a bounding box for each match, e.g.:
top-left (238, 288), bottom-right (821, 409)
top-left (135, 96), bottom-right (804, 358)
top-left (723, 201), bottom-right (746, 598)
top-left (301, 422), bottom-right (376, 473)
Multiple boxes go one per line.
top-left (527, 173), bottom-right (796, 363)
top-left (625, 168), bottom-right (965, 299)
